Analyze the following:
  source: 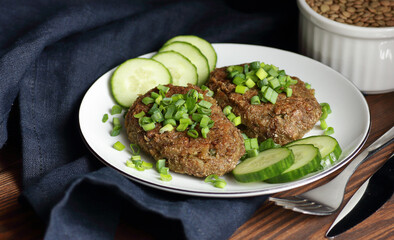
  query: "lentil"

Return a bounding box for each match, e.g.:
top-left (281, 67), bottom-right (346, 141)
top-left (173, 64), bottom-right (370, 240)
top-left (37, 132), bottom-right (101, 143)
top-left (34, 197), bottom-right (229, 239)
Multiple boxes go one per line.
top-left (306, 0), bottom-right (394, 27)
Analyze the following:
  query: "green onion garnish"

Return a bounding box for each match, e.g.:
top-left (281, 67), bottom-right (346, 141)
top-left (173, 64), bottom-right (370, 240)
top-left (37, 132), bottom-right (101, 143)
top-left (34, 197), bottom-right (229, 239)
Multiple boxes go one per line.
top-left (102, 114), bottom-right (109, 123)
top-left (156, 159), bottom-right (166, 171)
top-left (142, 97), bottom-right (154, 105)
top-left (204, 174), bottom-right (227, 189)
top-left (130, 144), bottom-right (140, 155)
top-left (110, 125), bottom-right (122, 136)
top-left (324, 127), bottom-right (334, 135)
top-left (232, 116), bottom-right (242, 126)
top-left (113, 141), bottom-right (125, 151)
top-left (142, 122), bottom-right (155, 131)
top-left (235, 85), bottom-right (248, 94)
top-left (111, 105), bottom-right (123, 115)
top-left (160, 124), bottom-right (174, 133)
top-left (134, 111), bottom-right (145, 119)
top-left (187, 129), bottom-right (199, 138)
top-left (251, 96), bottom-right (260, 105)
top-left (160, 174), bottom-right (172, 181)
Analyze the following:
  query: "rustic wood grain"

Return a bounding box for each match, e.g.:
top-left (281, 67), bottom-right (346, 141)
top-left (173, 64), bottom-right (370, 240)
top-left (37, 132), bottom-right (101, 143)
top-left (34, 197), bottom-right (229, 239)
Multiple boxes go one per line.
top-left (0, 92), bottom-right (393, 240)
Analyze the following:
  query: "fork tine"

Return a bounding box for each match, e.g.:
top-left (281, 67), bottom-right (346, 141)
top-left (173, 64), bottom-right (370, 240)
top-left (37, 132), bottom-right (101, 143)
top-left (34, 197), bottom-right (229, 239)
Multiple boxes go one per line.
top-left (269, 196), bottom-right (306, 203)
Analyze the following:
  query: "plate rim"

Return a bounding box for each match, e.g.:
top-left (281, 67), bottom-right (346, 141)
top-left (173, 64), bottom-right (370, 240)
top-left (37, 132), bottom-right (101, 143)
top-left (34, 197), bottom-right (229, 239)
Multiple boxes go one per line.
top-left (78, 43), bottom-right (371, 198)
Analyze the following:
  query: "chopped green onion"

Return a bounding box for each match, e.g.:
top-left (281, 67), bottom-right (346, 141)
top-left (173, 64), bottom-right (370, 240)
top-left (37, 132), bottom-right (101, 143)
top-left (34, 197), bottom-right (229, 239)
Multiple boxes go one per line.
top-left (223, 105), bottom-right (232, 116)
top-left (187, 129), bottom-right (199, 138)
top-left (141, 161), bottom-right (153, 169)
top-left (244, 139), bottom-right (251, 151)
top-left (259, 138), bottom-right (280, 151)
top-left (227, 113), bottom-right (236, 121)
top-left (163, 118), bottom-right (176, 126)
top-left (160, 173), bottom-right (172, 181)
top-left (179, 118), bottom-right (192, 125)
top-left (204, 174), bottom-right (219, 183)
top-left (235, 85), bottom-right (249, 94)
top-left (155, 95), bottom-right (163, 105)
top-left (159, 167), bottom-right (169, 175)
top-left (110, 125), bottom-right (122, 136)
top-left (139, 116), bottom-right (152, 126)
top-left (251, 95), bottom-right (261, 105)
top-left (250, 138), bottom-right (259, 149)
top-left (285, 87), bottom-right (293, 97)
top-left (148, 103), bottom-right (159, 115)
top-left (305, 82), bottom-right (311, 89)
top-left (111, 105), bottom-right (123, 115)
top-left (245, 78), bottom-right (256, 88)
top-left (157, 84), bottom-right (170, 94)
top-left (142, 97), bottom-right (154, 105)
top-left (200, 115), bottom-right (211, 128)
top-left (241, 133), bottom-right (249, 140)
top-left (126, 160), bottom-right (135, 168)
top-left (174, 99), bottom-right (186, 108)
top-left (151, 110), bottom-right (164, 123)
top-left (151, 92), bottom-right (160, 99)
top-left (256, 68), bottom-right (268, 80)
top-left (134, 111), bottom-right (145, 119)
top-left (198, 100), bottom-right (212, 109)
top-left (204, 175), bottom-right (226, 188)
top-left (131, 155), bottom-right (141, 161)
top-left (164, 105), bottom-right (176, 119)
top-left (269, 78), bottom-right (280, 89)
top-left (320, 119), bottom-right (328, 130)
top-left (156, 159), bottom-right (166, 171)
top-left (160, 124), bottom-right (174, 133)
top-left (247, 149), bottom-right (259, 158)
top-left (201, 127), bottom-right (209, 138)
top-left (102, 114), bottom-right (109, 123)
top-left (113, 141), bottom-right (125, 151)
top-left (232, 116), bottom-right (242, 126)
top-left (192, 113), bottom-right (203, 122)
top-left (142, 122), bottom-right (155, 131)
top-left (176, 123), bottom-right (188, 132)
top-left (250, 61), bottom-right (260, 70)
top-left (113, 117), bottom-right (121, 127)
top-left (162, 97), bottom-right (173, 105)
top-left (233, 76), bottom-right (245, 85)
top-left (324, 127), bottom-right (334, 135)
top-left (130, 144), bottom-right (140, 155)
top-left (197, 107), bottom-right (211, 115)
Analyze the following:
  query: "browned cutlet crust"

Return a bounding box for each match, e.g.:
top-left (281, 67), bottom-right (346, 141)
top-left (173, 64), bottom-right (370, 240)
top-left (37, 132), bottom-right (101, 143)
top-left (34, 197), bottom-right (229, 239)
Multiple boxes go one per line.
top-left (206, 65), bottom-right (322, 145)
top-left (125, 84), bottom-right (245, 177)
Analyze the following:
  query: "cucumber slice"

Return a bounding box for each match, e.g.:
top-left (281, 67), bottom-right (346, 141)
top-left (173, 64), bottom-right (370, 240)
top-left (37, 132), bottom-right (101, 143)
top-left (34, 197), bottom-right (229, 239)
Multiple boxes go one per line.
top-left (159, 41), bottom-right (209, 86)
top-left (110, 58), bottom-right (172, 107)
top-left (265, 144), bottom-right (322, 183)
top-left (233, 148), bottom-right (295, 183)
top-left (164, 35), bottom-right (217, 72)
top-left (152, 51), bottom-right (198, 86)
top-left (286, 135), bottom-right (342, 167)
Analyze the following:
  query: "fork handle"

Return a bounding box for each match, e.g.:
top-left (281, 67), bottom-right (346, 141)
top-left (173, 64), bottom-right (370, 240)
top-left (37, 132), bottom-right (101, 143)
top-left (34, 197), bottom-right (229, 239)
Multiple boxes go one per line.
top-left (333, 126), bottom-right (394, 186)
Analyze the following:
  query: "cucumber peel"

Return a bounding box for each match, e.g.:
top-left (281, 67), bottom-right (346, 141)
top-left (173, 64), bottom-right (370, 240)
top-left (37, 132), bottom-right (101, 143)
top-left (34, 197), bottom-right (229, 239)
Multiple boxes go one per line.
top-left (265, 144), bottom-right (322, 183)
top-left (285, 135), bottom-right (342, 167)
top-left (152, 51), bottom-right (198, 86)
top-left (110, 58), bottom-right (172, 108)
top-left (233, 148), bottom-right (294, 183)
top-left (164, 35), bottom-right (217, 72)
top-left (159, 41), bottom-right (209, 86)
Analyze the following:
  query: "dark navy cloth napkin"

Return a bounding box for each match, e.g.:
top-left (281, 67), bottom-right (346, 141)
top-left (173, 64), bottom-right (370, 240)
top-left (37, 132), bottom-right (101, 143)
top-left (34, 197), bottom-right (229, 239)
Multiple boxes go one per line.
top-left (0, 0), bottom-right (299, 239)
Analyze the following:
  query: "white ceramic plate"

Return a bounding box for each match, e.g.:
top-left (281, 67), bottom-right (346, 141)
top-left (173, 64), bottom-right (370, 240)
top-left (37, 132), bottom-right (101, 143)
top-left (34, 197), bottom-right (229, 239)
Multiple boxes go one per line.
top-left (79, 43), bottom-right (370, 197)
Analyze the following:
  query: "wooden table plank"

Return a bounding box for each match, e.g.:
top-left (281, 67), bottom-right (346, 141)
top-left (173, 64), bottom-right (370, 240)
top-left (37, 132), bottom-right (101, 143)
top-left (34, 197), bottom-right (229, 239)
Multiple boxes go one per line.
top-left (1, 92), bottom-right (393, 240)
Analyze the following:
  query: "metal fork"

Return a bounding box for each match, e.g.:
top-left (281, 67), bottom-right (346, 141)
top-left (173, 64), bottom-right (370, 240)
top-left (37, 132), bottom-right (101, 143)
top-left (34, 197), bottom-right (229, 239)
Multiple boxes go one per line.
top-left (269, 126), bottom-right (394, 216)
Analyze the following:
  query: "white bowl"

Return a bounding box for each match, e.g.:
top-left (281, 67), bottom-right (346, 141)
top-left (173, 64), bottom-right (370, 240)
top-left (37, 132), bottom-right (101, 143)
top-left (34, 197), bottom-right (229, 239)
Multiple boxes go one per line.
top-left (297, 0), bottom-right (394, 94)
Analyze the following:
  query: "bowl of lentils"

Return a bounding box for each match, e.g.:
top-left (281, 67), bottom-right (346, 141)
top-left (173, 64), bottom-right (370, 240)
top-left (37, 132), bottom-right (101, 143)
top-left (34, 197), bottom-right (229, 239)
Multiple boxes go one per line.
top-left (297, 0), bottom-right (394, 94)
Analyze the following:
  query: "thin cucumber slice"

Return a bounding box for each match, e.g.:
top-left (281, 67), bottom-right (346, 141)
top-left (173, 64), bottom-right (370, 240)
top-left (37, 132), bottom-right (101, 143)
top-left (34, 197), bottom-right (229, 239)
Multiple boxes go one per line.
top-left (233, 148), bottom-right (294, 183)
top-left (159, 41), bottom-right (209, 86)
top-left (164, 35), bottom-right (217, 72)
top-left (265, 144), bottom-right (322, 183)
top-left (285, 135), bottom-right (342, 167)
top-left (152, 51), bottom-right (198, 86)
top-left (110, 58), bottom-right (172, 107)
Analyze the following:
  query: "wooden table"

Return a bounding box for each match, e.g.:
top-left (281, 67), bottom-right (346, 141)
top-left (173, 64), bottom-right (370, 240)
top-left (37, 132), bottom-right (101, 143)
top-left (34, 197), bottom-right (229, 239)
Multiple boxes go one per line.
top-left (1, 92), bottom-right (393, 240)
